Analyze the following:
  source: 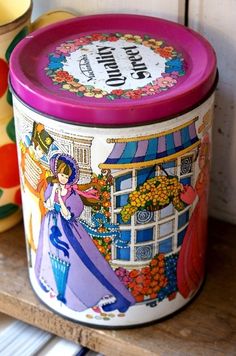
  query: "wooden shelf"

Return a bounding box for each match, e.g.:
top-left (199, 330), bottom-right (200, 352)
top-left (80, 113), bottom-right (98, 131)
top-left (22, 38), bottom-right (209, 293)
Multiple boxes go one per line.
top-left (0, 218), bottom-right (235, 355)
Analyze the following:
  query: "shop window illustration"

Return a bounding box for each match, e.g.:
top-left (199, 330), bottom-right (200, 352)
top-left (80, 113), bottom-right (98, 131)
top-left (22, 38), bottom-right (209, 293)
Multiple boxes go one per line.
top-left (99, 117), bottom-right (200, 265)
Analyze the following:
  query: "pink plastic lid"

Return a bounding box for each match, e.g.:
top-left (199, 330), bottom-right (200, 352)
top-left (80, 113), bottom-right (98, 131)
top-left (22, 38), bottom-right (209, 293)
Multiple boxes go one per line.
top-left (9, 14), bottom-right (217, 127)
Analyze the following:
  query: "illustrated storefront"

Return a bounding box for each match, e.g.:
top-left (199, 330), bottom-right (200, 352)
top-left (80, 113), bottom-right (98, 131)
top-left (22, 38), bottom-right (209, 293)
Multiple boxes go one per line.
top-left (100, 118), bottom-right (200, 267)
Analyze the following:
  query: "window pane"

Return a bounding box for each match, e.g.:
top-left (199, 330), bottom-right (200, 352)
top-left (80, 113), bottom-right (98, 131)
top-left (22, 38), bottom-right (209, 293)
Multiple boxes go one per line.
top-left (135, 244), bottom-right (153, 261)
top-left (136, 227), bottom-right (154, 243)
top-left (116, 247), bottom-right (130, 260)
top-left (161, 161), bottom-right (176, 176)
top-left (135, 210), bottom-right (155, 224)
top-left (116, 194), bottom-right (129, 208)
top-left (137, 166), bottom-right (155, 186)
top-left (159, 237), bottom-right (173, 253)
top-left (177, 227), bottom-right (187, 247)
top-left (178, 210), bottom-right (190, 229)
top-left (181, 156), bottom-right (193, 175)
top-left (120, 230), bottom-right (131, 243)
top-left (116, 213), bottom-right (131, 225)
top-left (180, 176), bottom-right (191, 186)
top-left (159, 220), bottom-right (174, 237)
top-left (115, 173), bottom-right (132, 191)
top-left (159, 203), bottom-right (174, 219)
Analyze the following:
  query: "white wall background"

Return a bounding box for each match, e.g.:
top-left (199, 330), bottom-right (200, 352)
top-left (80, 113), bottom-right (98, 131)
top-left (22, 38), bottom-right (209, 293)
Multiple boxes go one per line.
top-left (32, 0), bottom-right (236, 224)
top-left (188, 0), bottom-right (236, 223)
top-left (32, 0), bottom-right (185, 23)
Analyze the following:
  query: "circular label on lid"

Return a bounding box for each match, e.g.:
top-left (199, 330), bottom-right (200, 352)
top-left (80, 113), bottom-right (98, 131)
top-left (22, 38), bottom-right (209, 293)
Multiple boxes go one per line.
top-left (45, 33), bottom-right (186, 100)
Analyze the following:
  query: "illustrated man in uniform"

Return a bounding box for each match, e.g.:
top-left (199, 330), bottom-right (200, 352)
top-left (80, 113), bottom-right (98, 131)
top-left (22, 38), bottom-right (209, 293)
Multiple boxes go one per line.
top-left (20, 122), bottom-right (54, 257)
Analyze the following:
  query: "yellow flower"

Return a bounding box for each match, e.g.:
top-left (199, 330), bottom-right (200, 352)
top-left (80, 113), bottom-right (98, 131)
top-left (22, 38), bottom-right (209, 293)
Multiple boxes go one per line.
top-left (62, 84), bottom-right (71, 90)
top-left (84, 92), bottom-right (94, 97)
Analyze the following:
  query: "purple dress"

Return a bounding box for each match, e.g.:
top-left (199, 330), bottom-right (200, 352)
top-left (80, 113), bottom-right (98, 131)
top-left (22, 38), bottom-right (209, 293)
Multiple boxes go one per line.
top-left (35, 184), bottom-right (135, 313)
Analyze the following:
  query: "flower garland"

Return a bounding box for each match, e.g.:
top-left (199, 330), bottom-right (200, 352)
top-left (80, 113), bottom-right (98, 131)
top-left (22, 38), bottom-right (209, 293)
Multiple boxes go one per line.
top-left (45, 33), bottom-right (185, 100)
top-left (115, 252), bottom-right (178, 303)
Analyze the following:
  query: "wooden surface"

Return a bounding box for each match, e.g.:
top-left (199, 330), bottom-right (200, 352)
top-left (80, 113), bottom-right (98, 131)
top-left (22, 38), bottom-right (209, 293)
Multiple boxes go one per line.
top-left (0, 218), bottom-right (235, 356)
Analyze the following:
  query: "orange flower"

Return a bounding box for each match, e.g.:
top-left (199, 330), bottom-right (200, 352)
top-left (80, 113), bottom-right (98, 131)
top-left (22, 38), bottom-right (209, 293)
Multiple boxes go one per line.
top-left (158, 260), bottom-right (165, 268)
top-left (150, 267), bottom-right (159, 275)
top-left (103, 201), bottom-right (111, 208)
top-left (98, 227), bottom-right (106, 233)
top-left (133, 284), bottom-right (143, 293)
top-left (155, 46), bottom-right (174, 58)
top-left (99, 246), bottom-right (105, 254)
top-left (143, 279), bottom-right (151, 288)
top-left (135, 295), bottom-right (144, 302)
top-left (129, 270), bottom-right (139, 278)
top-left (159, 280), bottom-right (165, 288)
top-left (150, 280), bottom-right (158, 288)
top-left (131, 289), bottom-right (140, 297)
top-left (54, 70), bottom-right (73, 83)
top-left (104, 211), bottom-right (111, 218)
top-left (153, 273), bottom-right (161, 281)
top-left (91, 177), bottom-right (98, 184)
top-left (128, 281), bottom-right (136, 289)
top-left (149, 293), bottom-right (157, 299)
top-left (142, 286), bottom-right (149, 295)
top-left (102, 191), bottom-right (111, 199)
top-left (153, 285), bottom-right (161, 293)
top-left (136, 275), bottom-right (144, 284)
top-left (150, 259), bottom-right (158, 267)
top-left (141, 266), bottom-right (150, 275)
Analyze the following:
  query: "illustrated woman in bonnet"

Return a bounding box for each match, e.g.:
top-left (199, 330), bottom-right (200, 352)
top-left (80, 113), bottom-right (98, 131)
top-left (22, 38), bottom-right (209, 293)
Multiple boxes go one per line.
top-left (35, 153), bottom-right (135, 313)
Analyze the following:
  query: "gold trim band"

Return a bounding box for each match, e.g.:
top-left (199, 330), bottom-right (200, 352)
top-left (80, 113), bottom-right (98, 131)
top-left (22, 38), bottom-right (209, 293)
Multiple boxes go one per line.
top-left (107, 117), bottom-right (198, 143)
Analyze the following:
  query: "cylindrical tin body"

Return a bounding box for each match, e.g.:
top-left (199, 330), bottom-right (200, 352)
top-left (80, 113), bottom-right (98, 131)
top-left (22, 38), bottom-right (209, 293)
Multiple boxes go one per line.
top-left (10, 14), bottom-right (217, 327)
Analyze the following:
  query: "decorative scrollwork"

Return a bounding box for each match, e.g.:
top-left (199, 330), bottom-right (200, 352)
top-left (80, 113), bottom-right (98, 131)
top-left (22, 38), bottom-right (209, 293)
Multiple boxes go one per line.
top-left (135, 245), bottom-right (153, 261)
top-left (136, 210), bottom-right (154, 224)
top-left (180, 156), bottom-right (193, 175)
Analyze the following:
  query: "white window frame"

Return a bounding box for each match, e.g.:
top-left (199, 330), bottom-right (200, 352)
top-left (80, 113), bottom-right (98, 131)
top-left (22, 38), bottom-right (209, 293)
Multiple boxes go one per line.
top-left (111, 150), bottom-right (196, 266)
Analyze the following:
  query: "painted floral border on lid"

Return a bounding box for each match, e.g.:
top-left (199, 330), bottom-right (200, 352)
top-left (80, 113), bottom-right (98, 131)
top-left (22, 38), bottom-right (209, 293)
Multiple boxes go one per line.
top-left (46, 32), bottom-right (185, 100)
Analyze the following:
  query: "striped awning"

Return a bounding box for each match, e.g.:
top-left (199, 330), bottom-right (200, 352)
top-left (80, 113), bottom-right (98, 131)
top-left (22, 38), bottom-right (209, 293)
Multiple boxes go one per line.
top-left (99, 118), bottom-right (200, 169)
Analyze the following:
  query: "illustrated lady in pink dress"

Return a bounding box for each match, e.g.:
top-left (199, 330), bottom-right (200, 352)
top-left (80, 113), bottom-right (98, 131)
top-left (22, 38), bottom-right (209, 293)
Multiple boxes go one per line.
top-left (177, 134), bottom-right (210, 298)
top-left (35, 153), bottom-right (135, 313)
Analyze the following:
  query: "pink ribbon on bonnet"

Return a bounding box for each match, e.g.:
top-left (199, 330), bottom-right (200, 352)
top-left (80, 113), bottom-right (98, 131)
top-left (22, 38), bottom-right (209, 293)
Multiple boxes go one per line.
top-left (66, 184), bottom-right (100, 200)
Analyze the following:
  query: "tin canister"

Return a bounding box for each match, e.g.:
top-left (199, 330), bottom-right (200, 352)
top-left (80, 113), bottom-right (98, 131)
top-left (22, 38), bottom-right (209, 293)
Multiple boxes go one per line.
top-left (0, 0), bottom-right (32, 232)
top-left (9, 14), bottom-right (217, 327)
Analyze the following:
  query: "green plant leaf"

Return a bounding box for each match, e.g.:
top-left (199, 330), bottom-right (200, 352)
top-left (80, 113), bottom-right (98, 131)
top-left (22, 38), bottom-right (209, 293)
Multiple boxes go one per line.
top-left (0, 203), bottom-right (19, 219)
top-left (5, 26), bottom-right (28, 62)
top-left (6, 117), bottom-right (16, 142)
